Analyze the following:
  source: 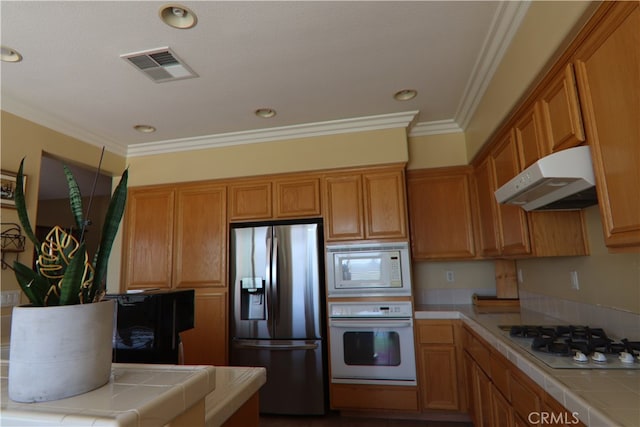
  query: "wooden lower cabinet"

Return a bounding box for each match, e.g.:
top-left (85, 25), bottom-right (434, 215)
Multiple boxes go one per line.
top-left (221, 393), bottom-right (259, 427)
top-left (491, 383), bottom-right (513, 427)
top-left (416, 320), bottom-right (463, 411)
top-left (181, 289), bottom-right (228, 366)
top-left (462, 325), bottom-right (585, 427)
top-left (330, 383), bottom-right (419, 412)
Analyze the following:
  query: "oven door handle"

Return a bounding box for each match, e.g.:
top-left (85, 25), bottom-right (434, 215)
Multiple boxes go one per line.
top-left (330, 320), bottom-right (412, 328)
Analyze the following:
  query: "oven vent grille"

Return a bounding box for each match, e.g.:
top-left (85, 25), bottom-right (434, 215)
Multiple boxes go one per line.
top-left (121, 47), bottom-right (198, 83)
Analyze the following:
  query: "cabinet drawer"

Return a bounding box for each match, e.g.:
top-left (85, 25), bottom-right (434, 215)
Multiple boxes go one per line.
top-left (417, 322), bottom-right (454, 344)
top-left (464, 327), bottom-right (491, 375)
top-left (330, 383), bottom-right (419, 412)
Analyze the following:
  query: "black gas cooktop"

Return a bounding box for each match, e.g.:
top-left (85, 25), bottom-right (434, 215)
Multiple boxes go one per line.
top-left (499, 325), bottom-right (640, 369)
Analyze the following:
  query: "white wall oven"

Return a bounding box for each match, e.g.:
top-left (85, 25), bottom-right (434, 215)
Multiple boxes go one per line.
top-left (326, 242), bottom-right (412, 297)
top-left (328, 301), bottom-right (416, 386)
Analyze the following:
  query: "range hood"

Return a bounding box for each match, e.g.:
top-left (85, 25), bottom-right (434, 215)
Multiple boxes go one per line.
top-left (494, 146), bottom-right (597, 211)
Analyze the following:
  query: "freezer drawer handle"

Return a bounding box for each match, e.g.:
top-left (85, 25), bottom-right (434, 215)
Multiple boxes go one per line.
top-left (233, 341), bottom-right (319, 351)
top-left (330, 320), bottom-right (412, 328)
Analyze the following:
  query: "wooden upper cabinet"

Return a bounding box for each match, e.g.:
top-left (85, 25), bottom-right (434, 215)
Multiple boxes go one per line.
top-left (228, 181), bottom-right (272, 221)
top-left (514, 104), bottom-right (546, 169)
top-left (273, 177), bottom-right (321, 218)
top-left (174, 184), bottom-right (227, 288)
top-left (407, 167), bottom-right (476, 259)
top-left (363, 169), bottom-right (407, 240)
top-left (323, 174), bottom-right (365, 241)
top-left (474, 157), bottom-right (501, 257)
top-left (123, 187), bottom-right (175, 290)
top-left (492, 132), bottom-right (531, 256)
top-left (538, 63), bottom-right (585, 153)
top-left (323, 166), bottom-right (407, 242)
top-left (574, 2), bottom-right (640, 250)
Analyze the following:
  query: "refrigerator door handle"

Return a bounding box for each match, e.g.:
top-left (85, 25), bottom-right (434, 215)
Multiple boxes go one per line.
top-left (265, 234), bottom-right (273, 337)
top-left (233, 339), bottom-right (319, 351)
top-left (271, 236), bottom-right (279, 324)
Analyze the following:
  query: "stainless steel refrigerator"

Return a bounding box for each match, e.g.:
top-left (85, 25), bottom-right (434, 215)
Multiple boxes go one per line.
top-left (229, 219), bottom-right (327, 415)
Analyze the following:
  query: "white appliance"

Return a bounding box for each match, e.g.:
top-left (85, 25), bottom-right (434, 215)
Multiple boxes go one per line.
top-left (326, 242), bottom-right (412, 297)
top-left (494, 146), bottom-right (598, 211)
top-left (329, 301), bottom-right (417, 385)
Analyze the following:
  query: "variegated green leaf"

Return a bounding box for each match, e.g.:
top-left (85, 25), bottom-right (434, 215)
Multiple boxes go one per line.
top-left (58, 242), bottom-right (87, 305)
top-left (90, 168), bottom-right (128, 302)
top-left (13, 261), bottom-right (52, 306)
top-left (63, 165), bottom-right (85, 232)
top-left (14, 158), bottom-right (41, 256)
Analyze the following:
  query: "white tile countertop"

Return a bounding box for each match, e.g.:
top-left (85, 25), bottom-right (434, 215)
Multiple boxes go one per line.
top-left (415, 305), bottom-right (640, 427)
top-left (1, 362), bottom-right (216, 427)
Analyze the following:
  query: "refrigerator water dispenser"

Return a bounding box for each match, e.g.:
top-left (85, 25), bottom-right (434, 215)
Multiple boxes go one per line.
top-left (241, 277), bottom-right (265, 320)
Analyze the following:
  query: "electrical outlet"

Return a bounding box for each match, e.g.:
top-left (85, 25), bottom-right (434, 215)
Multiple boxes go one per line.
top-left (570, 271), bottom-right (580, 290)
top-left (445, 270), bottom-right (455, 283)
top-left (517, 268), bottom-right (524, 284)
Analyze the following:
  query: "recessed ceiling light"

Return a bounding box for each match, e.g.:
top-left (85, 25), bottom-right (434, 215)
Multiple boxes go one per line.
top-left (159, 4), bottom-right (197, 29)
top-left (133, 124), bottom-right (156, 133)
top-left (1, 46), bottom-right (23, 63)
top-left (255, 108), bottom-right (277, 119)
top-left (394, 89), bottom-right (417, 101)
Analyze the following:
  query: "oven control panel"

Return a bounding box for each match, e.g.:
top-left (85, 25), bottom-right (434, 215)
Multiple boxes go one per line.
top-left (329, 301), bottom-right (413, 318)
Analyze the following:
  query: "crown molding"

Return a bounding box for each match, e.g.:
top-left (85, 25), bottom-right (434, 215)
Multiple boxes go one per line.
top-left (127, 111), bottom-right (419, 157)
top-left (1, 95), bottom-right (128, 157)
top-left (454, 0), bottom-right (531, 130)
top-left (408, 120), bottom-right (463, 137)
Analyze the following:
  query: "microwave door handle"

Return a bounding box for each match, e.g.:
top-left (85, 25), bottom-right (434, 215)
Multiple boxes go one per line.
top-left (330, 320), bottom-right (412, 328)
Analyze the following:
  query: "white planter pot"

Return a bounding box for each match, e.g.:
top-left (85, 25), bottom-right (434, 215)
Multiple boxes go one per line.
top-left (8, 299), bottom-right (115, 403)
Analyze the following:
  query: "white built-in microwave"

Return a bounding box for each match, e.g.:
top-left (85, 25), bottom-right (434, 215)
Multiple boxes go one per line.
top-left (326, 242), bottom-right (412, 297)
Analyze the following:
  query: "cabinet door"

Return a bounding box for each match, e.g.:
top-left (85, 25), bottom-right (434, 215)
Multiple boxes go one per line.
top-left (474, 157), bottom-right (501, 257)
top-left (539, 63), bottom-right (585, 153)
top-left (514, 104), bottom-right (546, 169)
top-left (473, 361), bottom-right (494, 427)
top-left (419, 345), bottom-right (460, 410)
top-left (491, 383), bottom-right (513, 427)
top-left (174, 184), bottom-right (227, 288)
top-left (181, 289), bottom-right (227, 365)
top-left (493, 132), bottom-right (531, 255)
top-left (363, 170), bottom-right (407, 239)
top-left (463, 352), bottom-right (477, 425)
top-left (273, 177), bottom-right (321, 218)
top-left (407, 168), bottom-right (476, 259)
top-left (323, 174), bottom-right (364, 241)
top-left (574, 2), bottom-right (640, 249)
top-left (228, 181), bottom-right (272, 221)
top-left (123, 187), bottom-right (175, 290)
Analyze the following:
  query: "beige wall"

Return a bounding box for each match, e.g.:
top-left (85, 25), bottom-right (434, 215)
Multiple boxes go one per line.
top-left (0, 111), bottom-right (127, 313)
top-left (127, 128), bottom-right (409, 186)
top-left (465, 0), bottom-right (597, 159)
top-left (407, 133), bottom-right (467, 170)
top-left (517, 207), bottom-right (640, 314)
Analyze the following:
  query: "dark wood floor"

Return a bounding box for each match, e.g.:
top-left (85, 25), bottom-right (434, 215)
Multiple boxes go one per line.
top-left (260, 412), bottom-right (472, 427)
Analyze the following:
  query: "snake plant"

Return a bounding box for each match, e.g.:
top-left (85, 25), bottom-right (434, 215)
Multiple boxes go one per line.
top-left (12, 157), bottom-right (128, 306)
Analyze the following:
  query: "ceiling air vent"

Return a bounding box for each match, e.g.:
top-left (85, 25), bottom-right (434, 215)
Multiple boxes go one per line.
top-left (121, 47), bottom-right (198, 83)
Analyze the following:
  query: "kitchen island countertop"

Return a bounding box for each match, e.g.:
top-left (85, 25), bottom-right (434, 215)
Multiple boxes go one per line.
top-left (1, 361), bottom-right (266, 427)
top-left (415, 304), bottom-right (640, 427)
